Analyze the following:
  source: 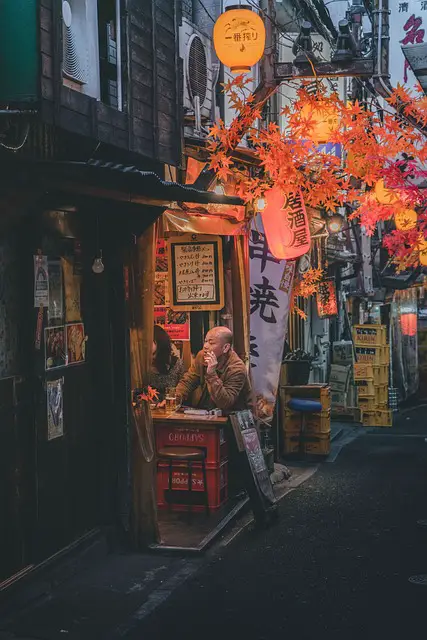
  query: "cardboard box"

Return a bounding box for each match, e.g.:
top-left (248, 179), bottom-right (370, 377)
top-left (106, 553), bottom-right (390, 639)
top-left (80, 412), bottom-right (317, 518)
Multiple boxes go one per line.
top-left (332, 341), bottom-right (354, 366)
top-left (331, 391), bottom-right (347, 407)
top-left (329, 364), bottom-right (351, 392)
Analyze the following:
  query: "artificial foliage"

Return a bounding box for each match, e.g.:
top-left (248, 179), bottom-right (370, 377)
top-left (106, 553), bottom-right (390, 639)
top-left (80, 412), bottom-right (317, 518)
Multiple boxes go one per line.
top-left (208, 76), bottom-right (427, 277)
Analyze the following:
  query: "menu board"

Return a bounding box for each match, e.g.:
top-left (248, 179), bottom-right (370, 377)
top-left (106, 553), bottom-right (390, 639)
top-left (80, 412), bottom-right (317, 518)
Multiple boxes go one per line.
top-left (168, 234), bottom-right (224, 311)
top-left (229, 410), bottom-right (278, 525)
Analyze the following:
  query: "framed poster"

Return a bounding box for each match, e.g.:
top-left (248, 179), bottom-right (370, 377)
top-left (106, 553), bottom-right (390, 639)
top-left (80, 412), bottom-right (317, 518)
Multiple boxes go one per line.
top-left (66, 322), bottom-right (87, 365)
top-left (168, 234), bottom-right (225, 311)
top-left (45, 326), bottom-right (66, 370)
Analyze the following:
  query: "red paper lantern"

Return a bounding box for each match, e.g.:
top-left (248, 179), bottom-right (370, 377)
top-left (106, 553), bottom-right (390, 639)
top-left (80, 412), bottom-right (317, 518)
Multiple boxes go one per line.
top-left (400, 313), bottom-right (417, 336)
top-left (317, 278), bottom-right (338, 318)
top-left (261, 187), bottom-right (311, 260)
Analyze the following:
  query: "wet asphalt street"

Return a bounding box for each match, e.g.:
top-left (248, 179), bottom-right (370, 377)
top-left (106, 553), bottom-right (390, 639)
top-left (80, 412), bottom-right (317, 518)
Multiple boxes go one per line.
top-left (129, 412), bottom-right (427, 640)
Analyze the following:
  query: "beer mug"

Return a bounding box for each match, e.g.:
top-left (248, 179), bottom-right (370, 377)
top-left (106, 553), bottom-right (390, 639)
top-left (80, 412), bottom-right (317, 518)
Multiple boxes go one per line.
top-left (165, 387), bottom-right (177, 412)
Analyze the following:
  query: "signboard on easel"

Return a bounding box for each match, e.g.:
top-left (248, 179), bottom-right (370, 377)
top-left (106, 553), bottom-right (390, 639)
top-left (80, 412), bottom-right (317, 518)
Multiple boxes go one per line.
top-left (168, 234), bottom-right (224, 311)
top-left (229, 410), bottom-right (278, 525)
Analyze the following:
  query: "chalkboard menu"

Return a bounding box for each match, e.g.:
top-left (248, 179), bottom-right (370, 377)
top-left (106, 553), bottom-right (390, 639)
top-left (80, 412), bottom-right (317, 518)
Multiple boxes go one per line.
top-left (168, 234), bottom-right (224, 311)
top-left (230, 410), bottom-right (277, 525)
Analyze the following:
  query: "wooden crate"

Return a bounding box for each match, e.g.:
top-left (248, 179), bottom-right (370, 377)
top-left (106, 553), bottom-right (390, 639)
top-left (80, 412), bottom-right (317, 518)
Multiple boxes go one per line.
top-left (280, 384), bottom-right (331, 412)
top-left (284, 409), bottom-right (331, 434)
top-left (353, 324), bottom-right (387, 346)
top-left (283, 431), bottom-right (330, 456)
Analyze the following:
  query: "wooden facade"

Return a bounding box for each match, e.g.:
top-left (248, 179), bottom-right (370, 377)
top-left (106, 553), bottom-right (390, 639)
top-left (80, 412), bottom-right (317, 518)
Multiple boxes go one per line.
top-left (39, 0), bottom-right (182, 167)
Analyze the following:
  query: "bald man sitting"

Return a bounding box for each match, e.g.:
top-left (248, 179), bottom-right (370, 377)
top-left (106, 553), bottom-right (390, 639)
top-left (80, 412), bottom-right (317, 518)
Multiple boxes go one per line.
top-left (176, 327), bottom-right (254, 414)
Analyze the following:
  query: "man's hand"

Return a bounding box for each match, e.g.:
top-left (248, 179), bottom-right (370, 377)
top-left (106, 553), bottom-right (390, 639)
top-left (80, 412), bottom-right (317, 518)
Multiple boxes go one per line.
top-left (204, 350), bottom-right (218, 375)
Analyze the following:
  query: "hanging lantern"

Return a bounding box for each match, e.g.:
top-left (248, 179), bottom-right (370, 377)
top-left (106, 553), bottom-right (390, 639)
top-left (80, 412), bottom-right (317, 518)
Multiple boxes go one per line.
top-left (260, 186), bottom-right (311, 260)
top-left (317, 278), bottom-right (338, 318)
top-left (400, 312), bottom-right (417, 336)
top-left (326, 213), bottom-right (344, 234)
top-left (394, 208), bottom-right (417, 231)
top-left (300, 102), bottom-right (339, 143)
top-left (374, 179), bottom-right (400, 205)
top-left (420, 237), bottom-right (427, 266)
top-left (213, 8), bottom-right (266, 74)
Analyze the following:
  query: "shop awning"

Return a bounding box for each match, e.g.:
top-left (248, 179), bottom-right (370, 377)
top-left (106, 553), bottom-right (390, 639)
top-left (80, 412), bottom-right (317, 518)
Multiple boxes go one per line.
top-left (1, 153), bottom-right (244, 208)
top-left (402, 43), bottom-right (427, 94)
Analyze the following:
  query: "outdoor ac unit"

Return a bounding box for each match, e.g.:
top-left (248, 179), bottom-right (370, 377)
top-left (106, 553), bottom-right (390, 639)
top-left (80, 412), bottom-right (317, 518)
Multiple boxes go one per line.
top-left (62, 0), bottom-right (88, 84)
top-left (179, 19), bottom-right (215, 132)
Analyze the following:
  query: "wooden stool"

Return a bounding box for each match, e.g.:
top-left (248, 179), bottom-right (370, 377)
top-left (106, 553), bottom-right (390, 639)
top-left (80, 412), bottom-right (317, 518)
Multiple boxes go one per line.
top-left (157, 447), bottom-right (210, 515)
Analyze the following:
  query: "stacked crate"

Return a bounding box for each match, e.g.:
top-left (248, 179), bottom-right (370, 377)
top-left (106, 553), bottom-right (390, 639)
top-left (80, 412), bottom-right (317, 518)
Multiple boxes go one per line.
top-left (353, 325), bottom-right (392, 427)
top-left (280, 385), bottom-right (331, 456)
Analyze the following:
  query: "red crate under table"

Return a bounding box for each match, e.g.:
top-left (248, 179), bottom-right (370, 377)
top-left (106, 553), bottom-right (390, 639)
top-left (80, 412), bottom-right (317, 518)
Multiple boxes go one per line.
top-left (157, 460), bottom-right (228, 512)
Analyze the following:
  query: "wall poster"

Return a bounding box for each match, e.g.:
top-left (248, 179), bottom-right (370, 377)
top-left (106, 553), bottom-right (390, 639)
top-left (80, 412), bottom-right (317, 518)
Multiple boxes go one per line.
top-left (34, 255), bottom-right (49, 308)
top-left (155, 237), bottom-right (190, 341)
top-left (47, 377), bottom-right (64, 441)
top-left (45, 325), bottom-right (66, 370)
top-left (168, 234), bottom-right (224, 311)
top-left (66, 322), bottom-right (87, 365)
top-left (62, 257), bottom-right (81, 322)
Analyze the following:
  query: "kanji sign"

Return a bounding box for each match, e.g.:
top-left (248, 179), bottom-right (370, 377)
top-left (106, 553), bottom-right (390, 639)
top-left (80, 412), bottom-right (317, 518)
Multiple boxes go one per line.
top-left (261, 187), bottom-right (311, 260)
top-left (316, 278), bottom-right (338, 318)
top-left (390, 0), bottom-right (425, 89)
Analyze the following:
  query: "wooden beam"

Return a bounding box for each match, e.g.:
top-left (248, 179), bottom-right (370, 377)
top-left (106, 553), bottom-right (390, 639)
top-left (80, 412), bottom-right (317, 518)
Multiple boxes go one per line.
top-left (274, 59), bottom-right (374, 81)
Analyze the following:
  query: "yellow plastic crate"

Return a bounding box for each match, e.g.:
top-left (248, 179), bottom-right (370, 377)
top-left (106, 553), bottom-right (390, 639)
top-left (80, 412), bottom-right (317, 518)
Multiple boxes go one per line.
top-left (354, 363), bottom-right (374, 380)
top-left (355, 345), bottom-right (388, 365)
top-left (358, 396), bottom-right (376, 411)
top-left (355, 379), bottom-right (375, 396)
top-left (374, 385), bottom-right (388, 406)
top-left (281, 384), bottom-right (331, 412)
top-left (353, 324), bottom-right (387, 346)
top-left (373, 365), bottom-right (389, 386)
top-left (283, 432), bottom-right (331, 456)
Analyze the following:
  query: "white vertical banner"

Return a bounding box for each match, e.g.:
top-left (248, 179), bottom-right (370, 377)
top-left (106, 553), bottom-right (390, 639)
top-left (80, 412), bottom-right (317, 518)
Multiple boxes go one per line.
top-left (390, 0), bottom-right (426, 90)
top-left (249, 216), bottom-right (295, 419)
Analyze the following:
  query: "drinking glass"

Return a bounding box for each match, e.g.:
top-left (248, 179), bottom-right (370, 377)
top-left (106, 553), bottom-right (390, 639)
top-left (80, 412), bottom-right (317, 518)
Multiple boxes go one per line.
top-left (165, 387), bottom-right (177, 412)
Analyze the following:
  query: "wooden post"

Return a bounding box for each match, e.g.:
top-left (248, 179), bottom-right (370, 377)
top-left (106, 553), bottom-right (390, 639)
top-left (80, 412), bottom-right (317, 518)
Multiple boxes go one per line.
top-left (128, 222), bottom-right (160, 547)
top-left (231, 234), bottom-right (250, 367)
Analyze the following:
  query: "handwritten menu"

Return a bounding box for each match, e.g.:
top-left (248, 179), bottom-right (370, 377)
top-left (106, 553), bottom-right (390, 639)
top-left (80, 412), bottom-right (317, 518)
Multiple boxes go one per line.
top-left (168, 235), bottom-right (224, 311)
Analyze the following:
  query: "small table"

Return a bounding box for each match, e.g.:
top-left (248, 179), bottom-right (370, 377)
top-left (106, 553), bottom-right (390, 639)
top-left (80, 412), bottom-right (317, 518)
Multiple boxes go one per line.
top-left (153, 409), bottom-right (229, 511)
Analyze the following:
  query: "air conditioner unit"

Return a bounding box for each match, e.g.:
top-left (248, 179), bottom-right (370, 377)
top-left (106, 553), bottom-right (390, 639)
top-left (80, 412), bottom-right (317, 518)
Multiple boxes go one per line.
top-left (61, 0), bottom-right (100, 99)
top-left (179, 19), bottom-right (216, 134)
top-left (62, 0), bottom-right (88, 84)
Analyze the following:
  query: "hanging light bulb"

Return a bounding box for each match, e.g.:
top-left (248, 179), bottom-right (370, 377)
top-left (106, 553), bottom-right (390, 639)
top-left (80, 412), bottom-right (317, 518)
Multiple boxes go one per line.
top-left (326, 213), bottom-right (344, 234)
top-left (213, 182), bottom-right (225, 196)
top-left (92, 251), bottom-right (105, 274)
top-left (255, 197), bottom-right (266, 212)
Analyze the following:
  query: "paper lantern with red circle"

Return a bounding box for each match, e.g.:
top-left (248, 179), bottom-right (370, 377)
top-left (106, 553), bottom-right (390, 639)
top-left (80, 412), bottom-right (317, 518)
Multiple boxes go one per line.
top-left (374, 179), bottom-right (400, 205)
top-left (395, 208), bottom-right (417, 231)
top-left (400, 313), bottom-right (417, 336)
top-left (300, 102), bottom-right (339, 143)
top-left (260, 186), bottom-right (311, 260)
top-left (213, 9), bottom-right (266, 74)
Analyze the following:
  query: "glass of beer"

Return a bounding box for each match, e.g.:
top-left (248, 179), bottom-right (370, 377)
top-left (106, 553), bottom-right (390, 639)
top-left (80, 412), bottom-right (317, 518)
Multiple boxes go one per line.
top-left (165, 387), bottom-right (177, 412)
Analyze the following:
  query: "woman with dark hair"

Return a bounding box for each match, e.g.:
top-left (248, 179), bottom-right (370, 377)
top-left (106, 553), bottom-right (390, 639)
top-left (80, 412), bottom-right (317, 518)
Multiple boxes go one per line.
top-left (147, 325), bottom-right (185, 401)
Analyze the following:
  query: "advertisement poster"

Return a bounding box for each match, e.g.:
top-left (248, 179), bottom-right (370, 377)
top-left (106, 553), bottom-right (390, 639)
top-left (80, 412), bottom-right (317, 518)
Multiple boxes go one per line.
top-left (154, 306), bottom-right (190, 341)
top-left (390, 0), bottom-right (424, 90)
top-left (47, 378), bottom-right (64, 441)
top-left (249, 216), bottom-right (294, 418)
top-left (34, 255), bottom-right (49, 308)
top-left (45, 326), bottom-right (66, 370)
top-left (48, 260), bottom-right (63, 323)
top-left (62, 257), bottom-right (82, 322)
top-left (66, 323), bottom-right (87, 365)
top-left (154, 271), bottom-right (170, 306)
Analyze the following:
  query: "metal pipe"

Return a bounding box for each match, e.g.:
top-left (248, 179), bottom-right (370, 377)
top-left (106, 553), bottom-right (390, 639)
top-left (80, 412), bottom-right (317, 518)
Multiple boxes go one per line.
top-left (0, 110), bottom-right (38, 116)
top-left (116, 0), bottom-right (123, 112)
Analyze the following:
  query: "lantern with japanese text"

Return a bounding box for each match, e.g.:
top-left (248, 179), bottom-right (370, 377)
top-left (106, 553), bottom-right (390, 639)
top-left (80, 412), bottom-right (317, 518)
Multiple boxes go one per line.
top-left (394, 208), bottom-right (417, 231)
top-left (400, 312), bottom-right (417, 337)
top-left (261, 186), bottom-right (311, 260)
top-left (213, 8), bottom-right (266, 74)
top-left (374, 179), bottom-right (400, 205)
top-left (316, 278), bottom-right (338, 318)
top-left (300, 102), bottom-right (339, 143)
